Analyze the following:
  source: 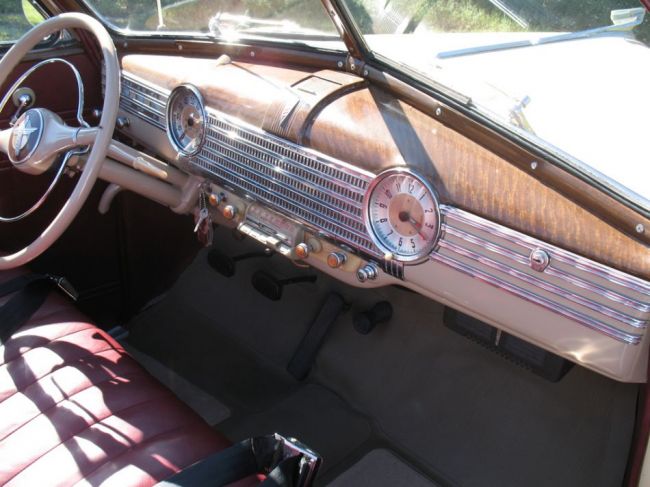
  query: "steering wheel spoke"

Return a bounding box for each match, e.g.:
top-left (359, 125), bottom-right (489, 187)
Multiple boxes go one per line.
top-left (0, 12), bottom-right (119, 270)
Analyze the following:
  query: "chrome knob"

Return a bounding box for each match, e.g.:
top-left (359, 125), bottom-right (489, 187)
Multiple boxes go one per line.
top-left (222, 205), bottom-right (237, 220)
top-left (208, 192), bottom-right (222, 207)
top-left (294, 243), bottom-right (311, 260)
top-left (357, 263), bottom-right (378, 282)
top-left (327, 252), bottom-right (347, 269)
top-left (530, 248), bottom-right (550, 272)
top-left (116, 116), bottom-right (130, 129)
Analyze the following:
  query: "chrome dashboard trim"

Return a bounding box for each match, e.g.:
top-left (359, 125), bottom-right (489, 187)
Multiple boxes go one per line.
top-left (119, 72), bottom-right (650, 347)
top-left (442, 206), bottom-right (650, 294)
top-left (432, 251), bottom-right (643, 345)
top-left (193, 107), bottom-right (379, 254)
top-left (119, 73), bottom-right (168, 130)
top-left (434, 206), bottom-right (650, 344)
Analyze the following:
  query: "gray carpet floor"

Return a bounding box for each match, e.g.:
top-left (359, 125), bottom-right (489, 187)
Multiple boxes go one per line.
top-left (127, 229), bottom-right (639, 487)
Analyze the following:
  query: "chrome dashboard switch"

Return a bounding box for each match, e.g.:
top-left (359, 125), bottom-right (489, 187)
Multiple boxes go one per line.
top-left (357, 263), bottom-right (379, 282)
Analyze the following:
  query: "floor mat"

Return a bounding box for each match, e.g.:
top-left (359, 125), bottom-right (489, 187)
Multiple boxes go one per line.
top-left (328, 449), bottom-right (438, 487)
top-left (220, 385), bottom-right (372, 473)
top-left (127, 241), bottom-right (638, 487)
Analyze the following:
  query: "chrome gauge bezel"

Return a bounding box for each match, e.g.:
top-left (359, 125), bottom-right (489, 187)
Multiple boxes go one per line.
top-left (363, 167), bottom-right (441, 264)
top-left (165, 84), bottom-right (207, 157)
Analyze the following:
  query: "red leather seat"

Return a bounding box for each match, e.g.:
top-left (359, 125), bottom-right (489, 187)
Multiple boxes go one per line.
top-left (0, 269), bottom-right (244, 486)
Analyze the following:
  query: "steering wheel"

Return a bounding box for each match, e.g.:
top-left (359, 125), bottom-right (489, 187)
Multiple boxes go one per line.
top-left (0, 13), bottom-right (119, 270)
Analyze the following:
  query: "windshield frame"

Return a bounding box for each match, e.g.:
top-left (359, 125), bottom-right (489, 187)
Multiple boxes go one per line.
top-left (330, 0), bottom-right (650, 216)
top-left (74, 0), bottom-right (346, 52)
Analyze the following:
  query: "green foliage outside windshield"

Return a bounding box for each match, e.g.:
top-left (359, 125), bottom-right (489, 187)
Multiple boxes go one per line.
top-left (0, 0), bottom-right (44, 41)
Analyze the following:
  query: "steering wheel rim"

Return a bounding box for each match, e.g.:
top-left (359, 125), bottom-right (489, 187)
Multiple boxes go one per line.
top-left (0, 12), bottom-right (119, 270)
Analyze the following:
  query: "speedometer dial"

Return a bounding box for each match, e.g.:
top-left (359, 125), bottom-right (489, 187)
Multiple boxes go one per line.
top-left (166, 84), bottom-right (206, 156)
top-left (365, 168), bottom-right (440, 263)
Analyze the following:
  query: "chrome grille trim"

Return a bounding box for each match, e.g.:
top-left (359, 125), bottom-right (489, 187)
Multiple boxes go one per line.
top-left (119, 73), bottom-right (168, 130)
top-left (434, 205), bottom-right (650, 344)
top-left (193, 109), bottom-right (378, 255)
top-left (119, 72), bottom-right (379, 255)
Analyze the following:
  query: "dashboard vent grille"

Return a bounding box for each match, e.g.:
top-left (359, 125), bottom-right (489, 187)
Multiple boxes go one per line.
top-left (119, 74), bottom-right (168, 130)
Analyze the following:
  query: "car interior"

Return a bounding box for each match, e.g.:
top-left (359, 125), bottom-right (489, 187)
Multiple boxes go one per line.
top-left (0, 1), bottom-right (649, 486)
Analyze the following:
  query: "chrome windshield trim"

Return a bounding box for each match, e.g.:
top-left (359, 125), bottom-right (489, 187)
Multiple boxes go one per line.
top-left (437, 8), bottom-right (646, 59)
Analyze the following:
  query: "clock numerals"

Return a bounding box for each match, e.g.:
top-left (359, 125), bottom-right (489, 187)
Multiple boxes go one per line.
top-left (367, 171), bottom-right (440, 262)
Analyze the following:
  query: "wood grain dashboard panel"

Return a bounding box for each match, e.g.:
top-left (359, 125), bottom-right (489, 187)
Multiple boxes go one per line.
top-left (120, 54), bottom-right (650, 280)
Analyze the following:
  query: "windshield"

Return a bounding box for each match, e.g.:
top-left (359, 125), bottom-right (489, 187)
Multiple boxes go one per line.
top-left (341, 0), bottom-right (650, 208)
top-left (83, 0), bottom-right (338, 41)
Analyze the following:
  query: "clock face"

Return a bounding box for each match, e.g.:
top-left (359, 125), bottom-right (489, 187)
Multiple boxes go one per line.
top-left (365, 169), bottom-right (440, 262)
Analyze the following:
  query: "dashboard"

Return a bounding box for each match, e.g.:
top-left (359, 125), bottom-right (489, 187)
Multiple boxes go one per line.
top-left (111, 55), bottom-right (650, 382)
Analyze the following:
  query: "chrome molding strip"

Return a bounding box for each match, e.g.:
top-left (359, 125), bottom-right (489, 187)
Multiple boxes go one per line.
top-left (432, 252), bottom-right (643, 345)
top-left (436, 205), bottom-right (650, 344)
top-left (443, 224), bottom-right (650, 313)
top-left (119, 73), bottom-right (168, 130)
top-left (443, 206), bottom-right (650, 294)
top-left (438, 239), bottom-right (646, 329)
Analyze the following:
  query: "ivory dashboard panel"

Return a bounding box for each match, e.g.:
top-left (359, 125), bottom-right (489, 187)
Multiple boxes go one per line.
top-left (114, 58), bottom-right (650, 382)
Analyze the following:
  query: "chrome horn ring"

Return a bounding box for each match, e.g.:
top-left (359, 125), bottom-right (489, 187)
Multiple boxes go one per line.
top-left (0, 58), bottom-right (90, 223)
top-left (0, 12), bottom-right (119, 271)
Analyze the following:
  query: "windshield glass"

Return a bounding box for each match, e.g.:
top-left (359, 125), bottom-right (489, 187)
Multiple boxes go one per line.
top-left (84, 0), bottom-right (338, 41)
top-left (341, 0), bottom-right (650, 207)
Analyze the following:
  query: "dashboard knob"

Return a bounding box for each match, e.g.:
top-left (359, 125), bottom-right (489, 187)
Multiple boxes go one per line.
top-left (357, 263), bottom-right (379, 282)
top-left (327, 251), bottom-right (347, 269)
top-left (294, 243), bottom-right (311, 260)
top-left (222, 205), bottom-right (237, 220)
top-left (530, 248), bottom-right (550, 272)
top-left (116, 116), bottom-right (130, 129)
top-left (208, 192), bottom-right (222, 206)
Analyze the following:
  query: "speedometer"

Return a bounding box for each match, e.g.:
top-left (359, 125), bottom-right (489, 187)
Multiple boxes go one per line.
top-left (166, 84), bottom-right (206, 156)
top-left (364, 168), bottom-right (440, 263)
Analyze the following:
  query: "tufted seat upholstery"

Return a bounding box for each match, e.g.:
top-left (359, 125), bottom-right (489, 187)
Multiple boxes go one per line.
top-left (0, 269), bottom-right (249, 486)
